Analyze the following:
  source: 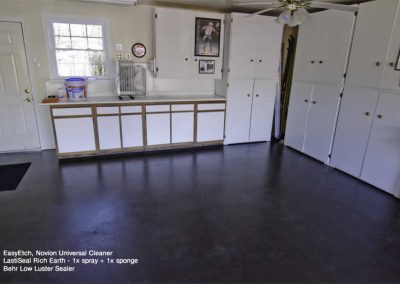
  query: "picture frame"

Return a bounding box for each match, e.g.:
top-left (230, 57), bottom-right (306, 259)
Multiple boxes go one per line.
top-left (194, 17), bottom-right (221, 57)
top-left (199, 60), bottom-right (215, 74)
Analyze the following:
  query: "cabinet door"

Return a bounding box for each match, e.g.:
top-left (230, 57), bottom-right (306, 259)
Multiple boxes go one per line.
top-left (54, 117), bottom-right (96, 154)
top-left (381, 7), bottom-right (400, 91)
top-left (146, 113), bottom-right (171, 146)
top-left (346, 0), bottom-right (398, 88)
top-left (197, 111), bottom-right (225, 142)
top-left (313, 10), bottom-right (355, 85)
top-left (303, 84), bottom-right (341, 163)
top-left (171, 112), bottom-right (194, 143)
top-left (249, 79), bottom-right (276, 142)
top-left (284, 82), bottom-right (313, 151)
top-left (254, 16), bottom-right (282, 79)
top-left (224, 79), bottom-right (254, 144)
top-left (361, 93), bottom-right (400, 195)
top-left (97, 116), bottom-right (121, 150)
top-left (292, 16), bottom-right (320, 82)
top-left (121, 114), bottom-right (143, 148)
top-left (229, 13), bottom-right (257, 78)
top-left (331, 87), bottom-right (379, 177)
top-left (155, 8), bottom-right (193, 78)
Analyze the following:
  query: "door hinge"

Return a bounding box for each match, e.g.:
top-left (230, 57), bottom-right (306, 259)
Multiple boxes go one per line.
top-left (339, 93), bottom-right (343, 98)
top-left (328, 154), bottom-right (332, 158)
top-left (156, 67), bottom-right (159, 73)
top-left (231, 18), bottom-right (233, 23)
top-left (221, 68), bottom-right (223, 73)
top-left (343, 73), bottom-right (347, 78)
top-left (228, 68), bottom-right (230, 73)
top-left (227, 83), bottom-right (229, 88)
top-left (354, 11), bottom-right (358, 16)
top-left (155, 13), bottom-right (158, 18)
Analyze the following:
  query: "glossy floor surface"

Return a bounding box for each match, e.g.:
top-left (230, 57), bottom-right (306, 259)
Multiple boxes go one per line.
top-left (0, 143), bottom-right (400, 283)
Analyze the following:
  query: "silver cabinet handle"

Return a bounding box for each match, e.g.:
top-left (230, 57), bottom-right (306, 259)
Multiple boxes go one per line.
top-left (304, 99), bottom-right (309, 103)
top-left (312, 101), bottom-right (316, 104)
top-left (247, 94), bottom-right (251, 97)
top-left (255, 94), bottom-right (259, 97)
top-left (389, 62), bottom-right (395, 67)
top-left (365, 112), bottom-right (370, 116)
top-left (377, 114), bottom-right (383, 119)
top-left (375, 61), bottom-right (381, 66)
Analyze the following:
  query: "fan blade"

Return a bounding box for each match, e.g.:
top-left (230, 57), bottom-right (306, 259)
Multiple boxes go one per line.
top-left (308, 1), bottom-right (358, 12)
top-left (233, 2), bottom-right (276, 7)
top-left (246, 7), bottom-right (279, 16)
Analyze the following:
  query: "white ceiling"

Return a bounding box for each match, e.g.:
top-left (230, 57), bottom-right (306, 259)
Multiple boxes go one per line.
top-left (137, 0), bottom-right (372, 13)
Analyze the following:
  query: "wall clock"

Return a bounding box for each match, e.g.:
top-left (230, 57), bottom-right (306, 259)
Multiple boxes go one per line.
top-left (131, 43), bottom-right (146, 58)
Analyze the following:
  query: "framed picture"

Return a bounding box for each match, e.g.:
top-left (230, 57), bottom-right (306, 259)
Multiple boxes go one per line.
top-left (195, 17), bottom-right (221, 57)
top-left (199, 60), bottom-right (215, 74)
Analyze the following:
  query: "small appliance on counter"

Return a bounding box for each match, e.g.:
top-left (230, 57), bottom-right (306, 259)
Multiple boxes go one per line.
top-left (115, 60), bottom-right (146, 100)
top-left (65, 77), bottom-right (87, 100)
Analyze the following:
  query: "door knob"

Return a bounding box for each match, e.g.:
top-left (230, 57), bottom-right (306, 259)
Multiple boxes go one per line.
top-left (247, 94), bottom-right (251, 97)
top-left (365, 112), bottom-right (370, 116)
top-left (25, 89), bottom-right (31, 94)
top-left (312, 101), bottom-right (316, 104)
top-left (319, 60), bottom-right (323, 64)
top-left (24, 97), bottom-right (31, 103)
top-left (377, 114), bottom-right (383, 119)
top-left (258, 60), bottom-right (262, 63)
top-left (375, 61), bottom-right (381, 66)
top-left (310, 61), bottom-right (315, 64)
top-left (304, 99), bottom-right (309, 103)
top-left (185, 58), bottom-right (188, 61)
top-left (389, 62), bottom-right (395, 67)
top-left (250, 59), bottom-right (254, 62)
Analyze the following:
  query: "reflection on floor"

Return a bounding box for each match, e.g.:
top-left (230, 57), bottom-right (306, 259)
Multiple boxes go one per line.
top-left (0, 142), bottom-right (399, 283)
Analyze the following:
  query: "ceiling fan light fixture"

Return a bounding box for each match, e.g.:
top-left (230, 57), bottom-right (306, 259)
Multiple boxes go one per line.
top-left (276, 6), bottom-right (311, 27)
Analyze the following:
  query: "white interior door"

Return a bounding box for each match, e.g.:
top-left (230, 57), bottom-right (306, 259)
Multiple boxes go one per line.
top-left (346, 0), bottom-right (398, 88)
top-left (229, 13), bottom-right (257, 78)
top-left (249, 79), bottom-right (276, 142)
top-left (254, 16), bottom-right (282, 80)
top-left (303, 84), bottom-right (341, 163)
top-left (313, 10), bottom-right (355, 85)
top-left (284, 81), bottom-right (313, 151)
top-left (155, 8), bottom-right (193, 78)
top-left (361, 93), bottom-right (400, 195)
top-left (0, 22), bottom-right (40, 151)
top-left (331, 86), bottom-right (379, 177)
top-left (224, 79), bottom-right (254, 144)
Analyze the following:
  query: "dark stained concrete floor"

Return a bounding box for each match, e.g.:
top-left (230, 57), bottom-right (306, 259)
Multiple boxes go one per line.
top-left (0, 142), bottom-right (400, 283)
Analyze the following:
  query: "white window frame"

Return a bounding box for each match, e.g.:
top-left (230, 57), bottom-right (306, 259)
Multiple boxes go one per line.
top-left (46, 16), bottom-right (112, 79)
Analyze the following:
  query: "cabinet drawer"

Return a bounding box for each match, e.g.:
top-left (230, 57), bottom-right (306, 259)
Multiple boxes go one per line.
top-left (52, 107), bottom-right (92, 117)
top-left (171, 104), bottom-right (194, 111)
top-left (146, 105), bottom-right (170, 112)
top-left (97, 107), bottom-right (119, 115)
top-left (121, 106), bottom-right (142, 114)
top-left (198, 103), bottom-right (226, 111)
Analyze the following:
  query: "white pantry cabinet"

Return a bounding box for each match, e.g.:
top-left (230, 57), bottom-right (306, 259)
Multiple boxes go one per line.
top-left (330, 87), bottom-right (380, 177)
top-left (360, 93), bottom-right (400, 195)
top-left (285, 82), bottom-right (341, 163)
top-left (228, 13), bottom-right (283, 79)
top-left (154, 7), bottom-right (224, 79)
top-left (225, 79), bottom-right (276, 144)
top-left (293, 10), bottom-right (355, 85)
top-left (54, 117), bottom-right (96, 154)
top-left (346, 0), bottom-right (399, 89)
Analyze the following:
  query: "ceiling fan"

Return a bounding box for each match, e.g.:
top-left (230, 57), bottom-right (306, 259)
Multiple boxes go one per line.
top-left (234, 0), bottom-right (358, 26)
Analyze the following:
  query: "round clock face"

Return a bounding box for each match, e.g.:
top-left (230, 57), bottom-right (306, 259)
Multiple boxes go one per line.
top-left (132, 43), bottom-right (146, 58)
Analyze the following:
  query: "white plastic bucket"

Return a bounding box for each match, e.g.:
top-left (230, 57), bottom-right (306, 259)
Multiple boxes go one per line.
top-left (65, 78), bottom-right (87, 100)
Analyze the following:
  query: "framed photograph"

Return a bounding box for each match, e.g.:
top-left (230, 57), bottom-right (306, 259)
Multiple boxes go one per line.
top-left (199, 60), bottom-right (215, 74)
top-left (195, 17), bottom-right (221, 57)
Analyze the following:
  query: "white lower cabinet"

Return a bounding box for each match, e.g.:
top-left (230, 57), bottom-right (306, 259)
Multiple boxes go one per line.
top-left (54, 117), bottom-right (96, 154)
top-left (171, 112), bottom-right (194, 143)
top-left (331, 87), bottom-right (379, 177)
top-left (360, 93), bottom-right (400, 195)
top-left (146, 113), bottom-right (171, 146)
top-left (197, 111), bottom-right (225, 142)
top-left (225, 79), bottom-right (276, 144)
top-left (285, 82), bottom-right (341, 163)
top-left (121, 114), bottom-right (143, 148)
top-left (97, 116), bottom-right (121, 150)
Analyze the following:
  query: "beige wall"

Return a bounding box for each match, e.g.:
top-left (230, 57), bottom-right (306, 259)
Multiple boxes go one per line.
top-left (0, 0), bottom-right (155, 149)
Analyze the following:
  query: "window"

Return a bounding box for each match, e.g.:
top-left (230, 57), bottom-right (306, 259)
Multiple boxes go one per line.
top-left (48, 18), bottom-right (110, 78)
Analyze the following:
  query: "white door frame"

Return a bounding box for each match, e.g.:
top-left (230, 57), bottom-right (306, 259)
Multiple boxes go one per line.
top-left (0, 17), bottom-right (42, 151)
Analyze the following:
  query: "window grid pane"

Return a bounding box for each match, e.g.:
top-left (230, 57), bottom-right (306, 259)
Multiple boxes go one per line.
top-left (52, 21), bottom-right (106, 77)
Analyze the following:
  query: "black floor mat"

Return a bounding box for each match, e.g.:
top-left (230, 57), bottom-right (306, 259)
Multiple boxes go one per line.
top-left (0, 163), bottom-right (31, 191)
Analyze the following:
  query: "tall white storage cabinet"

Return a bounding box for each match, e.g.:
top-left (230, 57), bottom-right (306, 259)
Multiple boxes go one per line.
top-left (284, 9), bottom-right (356, 163)
top-left (330, 0), bottom-right (400, 197)
top-left (223, 13), bottom-right (283, 144)
top-left (154, 7), bottom-right (224, 79)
